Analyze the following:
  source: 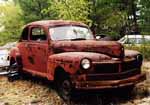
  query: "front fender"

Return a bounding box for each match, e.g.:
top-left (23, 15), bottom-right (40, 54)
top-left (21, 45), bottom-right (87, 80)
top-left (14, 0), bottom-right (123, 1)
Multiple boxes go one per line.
top-left (47, 54), bottom-right (81, 80)
top-left (46, 52), bottom-right (112, 80)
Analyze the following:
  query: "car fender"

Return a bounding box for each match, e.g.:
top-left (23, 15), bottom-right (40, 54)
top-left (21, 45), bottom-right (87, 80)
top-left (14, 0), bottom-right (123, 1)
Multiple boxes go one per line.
top-left (46, 52), bottom-right (112, 80)
top-left (47, 54), bottom-right (81, 80)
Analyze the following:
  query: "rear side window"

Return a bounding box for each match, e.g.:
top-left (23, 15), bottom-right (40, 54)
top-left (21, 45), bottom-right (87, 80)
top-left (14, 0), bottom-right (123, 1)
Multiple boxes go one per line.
top-left (21, 27), bottom-right (29, 40)
top-left (30, 27), bottom-right (46, 41)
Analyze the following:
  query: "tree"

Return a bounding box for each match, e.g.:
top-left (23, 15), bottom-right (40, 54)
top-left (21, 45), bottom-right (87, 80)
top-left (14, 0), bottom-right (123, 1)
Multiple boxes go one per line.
top-left (43, 0), bottom-right (129, 38)
top-left (45, 0), bottom-right (91, 25)
top-left (1, 0), bottom-right (149, 45)
top-left (15, 0), bottom-right (52, 23)
top-left (139, 0), bottom-right (150, 34)
top-left (89, 0), bottom-right (128, 38)
top-left (123, 0), bottom-right (140, 34)
top-left (0, 1), bottom-right (24, 45)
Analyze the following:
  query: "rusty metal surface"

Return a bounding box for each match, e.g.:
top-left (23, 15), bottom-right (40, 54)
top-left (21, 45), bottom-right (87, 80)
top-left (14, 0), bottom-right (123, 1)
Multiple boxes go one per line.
top-left (26, 20), bottom-right (88, 27)
top-left (73, 73), bottom-right (146, 90)
top-left (51, 40), bottom-right (123, 58)
top-left (9, 20), bottom-right (144, 90)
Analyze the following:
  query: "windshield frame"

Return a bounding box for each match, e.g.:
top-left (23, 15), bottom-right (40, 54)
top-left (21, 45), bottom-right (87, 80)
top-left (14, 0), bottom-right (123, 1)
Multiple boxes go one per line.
top-left (49, 25), bottom-right (95, 41)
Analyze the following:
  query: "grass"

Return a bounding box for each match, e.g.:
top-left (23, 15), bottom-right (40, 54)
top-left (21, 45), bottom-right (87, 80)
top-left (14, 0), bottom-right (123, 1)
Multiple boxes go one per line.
top-left (0, 61), bottom-right (150, 105)
top-left (0, 76), bottom-right (64, 105)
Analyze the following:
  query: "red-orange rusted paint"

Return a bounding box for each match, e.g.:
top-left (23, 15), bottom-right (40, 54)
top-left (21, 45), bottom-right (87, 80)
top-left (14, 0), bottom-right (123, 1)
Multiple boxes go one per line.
top-left (9, 20), bottom-right (145, 89)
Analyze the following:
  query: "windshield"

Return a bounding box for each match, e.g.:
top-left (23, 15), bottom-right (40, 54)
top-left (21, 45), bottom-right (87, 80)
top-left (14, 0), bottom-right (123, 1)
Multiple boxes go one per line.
top-left (49, 26), bottom-right (94, 41)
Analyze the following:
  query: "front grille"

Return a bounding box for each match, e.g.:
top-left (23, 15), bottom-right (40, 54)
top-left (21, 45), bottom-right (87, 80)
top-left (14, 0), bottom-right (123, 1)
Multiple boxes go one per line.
top-left (86, 69), bottom-right (140, 81)
top-left (87, 60), bottom-right (141, 81)
top-left (94, 63), bottom-right (119, 73)
top-left (122, 60), bottom-right (138, 72)
top-left (93, 59), bottom-right (140, 75)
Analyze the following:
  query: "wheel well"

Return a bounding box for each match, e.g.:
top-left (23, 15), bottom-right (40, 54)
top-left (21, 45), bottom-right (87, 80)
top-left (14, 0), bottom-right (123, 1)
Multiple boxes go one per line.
top-left (10, 57), bottom-right (15, 65)
top-left (10, 56), bottom-right (22, 66)
top-left (54, 67), bottom-right (69, 80)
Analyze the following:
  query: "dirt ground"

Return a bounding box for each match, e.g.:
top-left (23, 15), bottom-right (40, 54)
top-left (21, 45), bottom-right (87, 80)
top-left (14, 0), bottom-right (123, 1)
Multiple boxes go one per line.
top-left (0, 62), bottom-right (150, 105)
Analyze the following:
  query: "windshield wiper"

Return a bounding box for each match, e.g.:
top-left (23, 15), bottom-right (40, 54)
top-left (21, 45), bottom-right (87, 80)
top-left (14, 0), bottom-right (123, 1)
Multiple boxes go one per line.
top-left (71, 38), bottom-right (86, 41)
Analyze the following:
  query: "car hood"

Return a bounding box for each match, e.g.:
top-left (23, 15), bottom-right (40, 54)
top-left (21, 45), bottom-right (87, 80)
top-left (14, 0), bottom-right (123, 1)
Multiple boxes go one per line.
top-left (51, 40), bottom-right (124, 58)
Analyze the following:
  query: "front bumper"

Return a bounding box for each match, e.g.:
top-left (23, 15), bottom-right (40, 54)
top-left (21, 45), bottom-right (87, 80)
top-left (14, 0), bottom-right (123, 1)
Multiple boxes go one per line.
top-left (73, 73), bottom-right (146, 90)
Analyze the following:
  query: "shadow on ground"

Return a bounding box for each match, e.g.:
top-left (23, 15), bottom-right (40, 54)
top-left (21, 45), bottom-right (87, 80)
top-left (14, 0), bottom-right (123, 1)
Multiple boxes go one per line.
top-left (20, 71), bottom-right (150, 105)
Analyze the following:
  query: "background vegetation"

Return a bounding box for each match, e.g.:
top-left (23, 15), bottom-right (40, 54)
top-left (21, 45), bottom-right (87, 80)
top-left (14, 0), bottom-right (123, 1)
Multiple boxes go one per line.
top-left (0, 0), bottom-right (149, 44)
top-left (0, 0), bottom-right (150, 59)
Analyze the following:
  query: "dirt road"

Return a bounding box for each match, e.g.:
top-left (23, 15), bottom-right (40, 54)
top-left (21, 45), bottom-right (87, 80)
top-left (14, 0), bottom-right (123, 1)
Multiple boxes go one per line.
top-left (0, 62), bottom-right (149, 105)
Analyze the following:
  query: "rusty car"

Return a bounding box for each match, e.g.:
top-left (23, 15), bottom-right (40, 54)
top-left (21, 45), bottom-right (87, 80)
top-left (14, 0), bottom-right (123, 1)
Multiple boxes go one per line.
top-left (8, 20), bottom-right (146, 100)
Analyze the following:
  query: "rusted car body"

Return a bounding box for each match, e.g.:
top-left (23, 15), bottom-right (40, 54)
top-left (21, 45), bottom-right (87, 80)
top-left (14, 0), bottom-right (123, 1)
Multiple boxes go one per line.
top-left (9, 20), bottom-right (146, 99)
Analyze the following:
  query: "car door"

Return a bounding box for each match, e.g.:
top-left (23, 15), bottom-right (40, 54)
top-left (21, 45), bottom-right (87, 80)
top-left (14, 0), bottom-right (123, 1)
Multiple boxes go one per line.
top-left (25, 26), bottom-right (48, 76)
top-left (18, 26), bottom-right (32, 70)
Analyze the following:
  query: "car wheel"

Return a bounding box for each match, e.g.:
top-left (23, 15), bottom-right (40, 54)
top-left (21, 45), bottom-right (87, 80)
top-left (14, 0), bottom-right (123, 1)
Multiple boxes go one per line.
top-left (55, 71), bottom-right (73, 101)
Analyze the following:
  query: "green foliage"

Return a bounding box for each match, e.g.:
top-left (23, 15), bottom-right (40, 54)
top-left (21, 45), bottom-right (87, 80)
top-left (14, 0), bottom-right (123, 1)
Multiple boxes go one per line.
top-left (139, 0), bottom-right (150, 34)
top-left (0, 0), bottom-right (150, 45)
top-left (43, 0), bottom-right (129, 38)
top-left (15, 0), bottom-right (52, 23)
top-left (45, 0), bottom-right (92, 25)
top-left (0, 1), bottom-right (24, 45)
top-left (89, 0), bottom-right (128, 38)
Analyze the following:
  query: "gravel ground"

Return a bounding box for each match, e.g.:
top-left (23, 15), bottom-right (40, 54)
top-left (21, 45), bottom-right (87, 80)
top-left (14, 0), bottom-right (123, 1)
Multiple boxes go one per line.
top-left (0, 62), bottom-right (149, 105)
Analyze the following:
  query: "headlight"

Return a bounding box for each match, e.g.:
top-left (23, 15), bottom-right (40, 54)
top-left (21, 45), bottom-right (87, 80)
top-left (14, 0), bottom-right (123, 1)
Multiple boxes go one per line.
top-left (81, 58), bottom-right (91, 70)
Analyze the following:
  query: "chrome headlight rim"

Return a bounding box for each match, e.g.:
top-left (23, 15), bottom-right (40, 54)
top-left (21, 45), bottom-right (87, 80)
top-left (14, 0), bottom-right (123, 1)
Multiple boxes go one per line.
top-left (80, 58), bottom-right (92, 70)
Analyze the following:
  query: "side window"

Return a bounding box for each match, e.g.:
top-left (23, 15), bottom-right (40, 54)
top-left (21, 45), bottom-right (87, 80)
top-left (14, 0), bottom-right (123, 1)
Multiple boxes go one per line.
top-left (30, 27), bottom-right (46, 41)
top-left (21, 27), bottom-right (29, 40)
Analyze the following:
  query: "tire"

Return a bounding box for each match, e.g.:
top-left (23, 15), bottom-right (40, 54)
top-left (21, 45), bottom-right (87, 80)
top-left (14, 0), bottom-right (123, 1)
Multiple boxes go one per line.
top-left (55, 71), bottom-right (73, 101)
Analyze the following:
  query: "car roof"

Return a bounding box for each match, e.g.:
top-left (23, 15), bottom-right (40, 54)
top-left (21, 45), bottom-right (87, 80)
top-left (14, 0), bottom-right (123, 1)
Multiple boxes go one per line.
top-left (124, 35), bottom-right (150, 38)
top-left (26, 20), bottom-right (88, 27)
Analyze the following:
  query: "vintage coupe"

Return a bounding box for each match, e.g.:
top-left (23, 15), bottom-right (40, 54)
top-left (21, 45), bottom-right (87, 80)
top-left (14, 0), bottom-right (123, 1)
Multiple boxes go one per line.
top-left (9, 20), bottom-right (146, 99)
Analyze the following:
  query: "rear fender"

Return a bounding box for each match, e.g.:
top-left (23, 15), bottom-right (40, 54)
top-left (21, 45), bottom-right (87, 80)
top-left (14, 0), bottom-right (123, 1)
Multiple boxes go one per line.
top-left (9, 47), bottom-right (21, 61)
